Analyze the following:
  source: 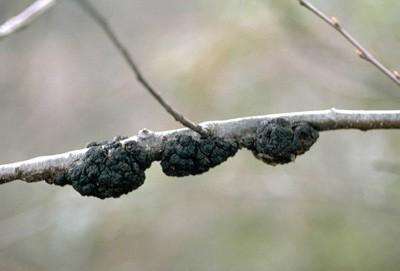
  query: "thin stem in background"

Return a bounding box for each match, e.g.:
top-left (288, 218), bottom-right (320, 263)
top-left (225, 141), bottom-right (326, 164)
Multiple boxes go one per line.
top-left (0, 0), bottom-right (56, 39)
top-left (298, 0), bottom-right (400, 88)
top-left (76, 0), bottom-right (209, 136)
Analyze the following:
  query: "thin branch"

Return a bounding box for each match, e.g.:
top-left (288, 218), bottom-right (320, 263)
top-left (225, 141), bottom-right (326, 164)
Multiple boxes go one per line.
top-left (76, 0), bottom-right (208, 136)
top-left (298, 0), bottom-right (400, 88)
top-left (374, 161), bottom-right (400, 175)
top-left (0, 0), bottom-right (57, 39)
top-left (1, 108), bottom-right (399, 185)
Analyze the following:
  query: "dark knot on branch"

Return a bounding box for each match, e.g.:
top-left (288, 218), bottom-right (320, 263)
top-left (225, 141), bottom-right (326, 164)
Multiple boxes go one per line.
top-left (53, 140), bottom-right (152, 199)
top-left (48, 119), bottom-right (320, 198)
top-left (160, 135), bottom-right (238, 177)
top-left (244, 118), bottom-right (319, 165)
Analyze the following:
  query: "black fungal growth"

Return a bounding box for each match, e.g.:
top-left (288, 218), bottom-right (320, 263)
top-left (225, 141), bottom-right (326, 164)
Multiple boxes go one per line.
top-left (49, 119), bottom-right (318, 198)
top-left (249, 118), bottom-right (319, 165)
top-left (55, 140), bottom-right (152, 199)
top-left (161, 135), bottom-right (238, 177)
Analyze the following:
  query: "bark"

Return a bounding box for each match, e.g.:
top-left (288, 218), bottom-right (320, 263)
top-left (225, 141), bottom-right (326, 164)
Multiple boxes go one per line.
top-left (0, 109), bottom-right (399, 185)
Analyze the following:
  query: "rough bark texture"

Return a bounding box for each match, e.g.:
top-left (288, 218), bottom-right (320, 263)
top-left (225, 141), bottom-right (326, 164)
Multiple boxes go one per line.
top-left (0, 109), bottom-right (399, 195)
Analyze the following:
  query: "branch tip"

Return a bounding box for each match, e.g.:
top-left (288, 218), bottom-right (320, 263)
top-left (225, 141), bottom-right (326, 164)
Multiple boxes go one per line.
top-left (298, 0), bottom-right (400, 88)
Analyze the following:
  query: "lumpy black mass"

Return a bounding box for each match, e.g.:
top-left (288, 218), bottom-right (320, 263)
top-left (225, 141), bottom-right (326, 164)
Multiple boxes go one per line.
top-left (251, 118), bottom-right (319, 165)
top-left (56, 140), bottom-right (152, 199)
top-left (160, 135), bottom-right (238, 177)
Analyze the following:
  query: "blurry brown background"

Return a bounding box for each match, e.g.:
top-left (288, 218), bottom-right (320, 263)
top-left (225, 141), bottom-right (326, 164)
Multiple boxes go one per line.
top-left (0, 0), bottom-right (400, 270)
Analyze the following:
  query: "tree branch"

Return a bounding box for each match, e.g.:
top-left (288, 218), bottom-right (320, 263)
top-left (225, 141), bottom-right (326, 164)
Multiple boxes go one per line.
top-left (0, 108), bottom-right (399, 185)
top-left (0, 0), bottom-right (56, 39)
top-left (298, 0), bottom-right (400, 88)
top-left (76, 0), bottom-right (209, 136)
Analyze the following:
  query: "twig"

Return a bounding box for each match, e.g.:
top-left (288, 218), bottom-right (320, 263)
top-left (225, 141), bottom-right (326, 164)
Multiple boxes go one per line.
top-left (374, 161), bottom-right (400, 175)
top-left (298, 0), bottom-right (400, 88)
top-left (76, 0), bottom-right (208, 136)
top-left (0, 0), bottom-right (56, 39)
top-left (0, 108), bottom-right (399, 185)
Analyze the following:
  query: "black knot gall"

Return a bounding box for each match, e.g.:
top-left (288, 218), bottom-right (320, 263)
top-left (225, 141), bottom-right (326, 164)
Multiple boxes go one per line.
top-left (251, 118), bottom-right (319, 165)
top-left (161, 135), bottom-right (238, 177)
top-left (59, 140), bottom-right (152, 199)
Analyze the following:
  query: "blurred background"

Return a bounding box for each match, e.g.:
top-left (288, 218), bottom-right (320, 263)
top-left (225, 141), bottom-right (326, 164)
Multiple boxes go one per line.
top-left (0, 0), bottom-right (400, 270)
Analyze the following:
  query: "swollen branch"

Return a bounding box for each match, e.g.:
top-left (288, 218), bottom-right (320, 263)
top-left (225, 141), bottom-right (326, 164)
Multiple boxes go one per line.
top-left (0, 109), bottom-right (399, 199)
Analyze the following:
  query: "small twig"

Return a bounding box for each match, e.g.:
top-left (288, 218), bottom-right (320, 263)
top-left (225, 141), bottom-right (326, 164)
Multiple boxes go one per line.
top-left (0, 0), bottom-right (57, 39)
top-left (76, 0), bottom-right (208, 136)
top-left (374, 161), bottom-right (400, 175)
top-left (0, 108), bottom-right (399, 185)
top-left (298, 0), bottom-right (400, 88)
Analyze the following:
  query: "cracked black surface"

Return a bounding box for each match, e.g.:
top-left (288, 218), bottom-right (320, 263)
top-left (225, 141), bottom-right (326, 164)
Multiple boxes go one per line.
top-left (50, 119), bottom-right (318, 198)
top-left (54, 140), bottom-right (152, 199)
top-left (249, 118), bottom-right (319, 165)
top-left (160, 135), bottom-right (238, 177)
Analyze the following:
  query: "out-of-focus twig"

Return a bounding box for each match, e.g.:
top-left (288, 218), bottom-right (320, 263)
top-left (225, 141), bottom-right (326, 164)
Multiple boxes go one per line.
top-left (0, 0), bottom-right (57, 39)
top-left (298, 0), bottom-right (400, 88)
top-left (375, 161), bottom-right (400, 175)
top-left (76, 0), bottom-right (209, 136)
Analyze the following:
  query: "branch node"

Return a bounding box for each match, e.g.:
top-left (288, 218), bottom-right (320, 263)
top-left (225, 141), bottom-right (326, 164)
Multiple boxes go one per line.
top-left (138, 128), bottom-right (154, 139)
top-left (356, 49), bottom-right (367, 60)
top-left (394, 70), bottom-right (400, 80)
top-left (330, 16), bottom-right (340, 28)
